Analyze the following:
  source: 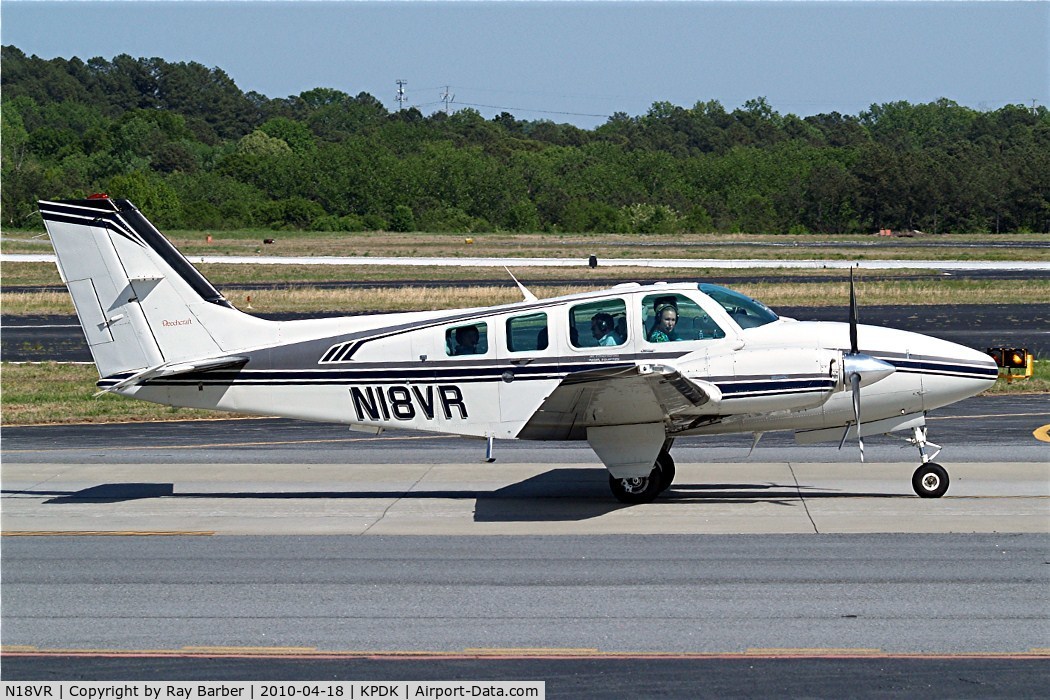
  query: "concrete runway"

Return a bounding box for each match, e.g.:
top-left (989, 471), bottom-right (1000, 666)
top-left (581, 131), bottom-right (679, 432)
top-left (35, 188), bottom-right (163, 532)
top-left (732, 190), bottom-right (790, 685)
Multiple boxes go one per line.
top-left (2, 395), bottom-right (1048, 691)
top-left (2, 461), bottom-right (1048, 535)
top-left (2, 394), bottom-right (1048, 535)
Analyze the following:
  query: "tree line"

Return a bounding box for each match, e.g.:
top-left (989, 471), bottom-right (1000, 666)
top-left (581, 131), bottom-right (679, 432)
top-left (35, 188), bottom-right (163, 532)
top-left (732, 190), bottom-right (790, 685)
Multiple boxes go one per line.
top-left (3, 46), bottom-right (1048, 234)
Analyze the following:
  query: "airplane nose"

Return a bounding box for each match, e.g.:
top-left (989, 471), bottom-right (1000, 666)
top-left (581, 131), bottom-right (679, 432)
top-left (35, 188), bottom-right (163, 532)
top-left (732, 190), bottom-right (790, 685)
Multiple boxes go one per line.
top-left (920, 340), bottom-right (999, 411)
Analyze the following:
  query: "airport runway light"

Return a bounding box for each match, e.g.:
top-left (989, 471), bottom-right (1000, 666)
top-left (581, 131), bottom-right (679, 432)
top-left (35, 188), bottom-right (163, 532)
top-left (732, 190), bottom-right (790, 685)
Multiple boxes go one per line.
top-left (1006, 348), bottom-right (1029, 369)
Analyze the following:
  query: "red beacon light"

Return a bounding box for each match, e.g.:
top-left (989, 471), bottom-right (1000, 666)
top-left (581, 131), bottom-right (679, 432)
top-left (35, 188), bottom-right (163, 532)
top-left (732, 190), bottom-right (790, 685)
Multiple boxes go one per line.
top-left (87, 193), bottom-right (110, 199)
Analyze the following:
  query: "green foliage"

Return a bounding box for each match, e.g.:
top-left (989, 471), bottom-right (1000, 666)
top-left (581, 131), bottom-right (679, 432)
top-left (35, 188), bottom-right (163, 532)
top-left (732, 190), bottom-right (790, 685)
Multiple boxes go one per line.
top-left (390, 204), bottom-right (416, 233)
top-left (236, 130), bottom-right (294, 157)
top-left (106, 170), bottom-right (181, 227)
top-left (3, 43), bottom-right (1048, 234)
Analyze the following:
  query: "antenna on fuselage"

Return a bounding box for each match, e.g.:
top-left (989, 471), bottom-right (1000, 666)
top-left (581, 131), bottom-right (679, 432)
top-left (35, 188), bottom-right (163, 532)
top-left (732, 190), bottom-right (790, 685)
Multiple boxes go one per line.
top-left (504, 267), bottom-right (538, 303)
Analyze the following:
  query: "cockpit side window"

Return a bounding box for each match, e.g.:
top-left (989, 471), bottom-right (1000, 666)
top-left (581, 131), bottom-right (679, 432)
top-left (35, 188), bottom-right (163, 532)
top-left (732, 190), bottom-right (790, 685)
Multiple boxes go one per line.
top-left (570, 299), bottom-right (627, 348)
top-left (698, 284), bottom-right (779, 329)
top-left (641, 293), bottom-right (725, 343)
top-left (446, 322), bottom-right (488, 356)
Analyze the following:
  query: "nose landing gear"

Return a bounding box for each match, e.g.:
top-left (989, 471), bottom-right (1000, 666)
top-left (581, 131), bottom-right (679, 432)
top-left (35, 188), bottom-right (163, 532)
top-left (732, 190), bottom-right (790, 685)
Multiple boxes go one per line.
top-left (912, 462), bottom-right (950, 498)
top-left (907, 426), bottom-right (949, 498)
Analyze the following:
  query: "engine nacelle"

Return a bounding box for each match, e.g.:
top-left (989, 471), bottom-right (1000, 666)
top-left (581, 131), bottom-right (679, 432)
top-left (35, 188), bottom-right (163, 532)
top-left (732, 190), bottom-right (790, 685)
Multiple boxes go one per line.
top-left (694, 347), bottom-right (840, 414)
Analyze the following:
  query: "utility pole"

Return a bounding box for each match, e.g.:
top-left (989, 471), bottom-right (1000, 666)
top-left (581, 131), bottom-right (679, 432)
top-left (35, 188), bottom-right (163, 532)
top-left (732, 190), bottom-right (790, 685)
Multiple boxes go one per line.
top-left (396, 80), bottom-right (407, 111)
top-left (441, 86), bottom-right (455, 115)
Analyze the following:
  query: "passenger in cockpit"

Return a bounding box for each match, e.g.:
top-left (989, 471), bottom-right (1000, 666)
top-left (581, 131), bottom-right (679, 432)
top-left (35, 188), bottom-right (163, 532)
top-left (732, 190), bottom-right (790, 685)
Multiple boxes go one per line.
top-left (454, 325), bottom-right (480, 355)
top-left (591, 313), bottom-right (619, 346)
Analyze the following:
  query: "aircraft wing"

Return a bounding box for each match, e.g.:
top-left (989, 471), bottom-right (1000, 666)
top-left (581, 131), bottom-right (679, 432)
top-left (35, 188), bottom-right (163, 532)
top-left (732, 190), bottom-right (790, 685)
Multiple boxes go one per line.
top-left (517, 363), bottom-right (722, 440)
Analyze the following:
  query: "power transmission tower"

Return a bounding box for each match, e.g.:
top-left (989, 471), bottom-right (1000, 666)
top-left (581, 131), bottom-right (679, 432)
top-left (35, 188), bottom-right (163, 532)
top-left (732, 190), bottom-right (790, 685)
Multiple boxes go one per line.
top-left (396, 80), bottom-right (407, 111)
top-left (441, 86), bottom-right (455, 115)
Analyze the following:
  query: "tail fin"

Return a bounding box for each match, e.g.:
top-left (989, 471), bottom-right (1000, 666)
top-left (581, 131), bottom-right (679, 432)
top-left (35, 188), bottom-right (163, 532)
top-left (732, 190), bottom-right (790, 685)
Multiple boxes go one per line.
top-left (39, 197), bottom-right (272, 378)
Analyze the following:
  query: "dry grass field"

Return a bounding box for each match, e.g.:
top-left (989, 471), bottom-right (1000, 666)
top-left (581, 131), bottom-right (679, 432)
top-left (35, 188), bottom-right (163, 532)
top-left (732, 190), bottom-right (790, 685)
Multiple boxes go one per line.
top-left (5, 278), bottom-right (1049, 316)
top-left (4, 228), bottom-right (1048, 261)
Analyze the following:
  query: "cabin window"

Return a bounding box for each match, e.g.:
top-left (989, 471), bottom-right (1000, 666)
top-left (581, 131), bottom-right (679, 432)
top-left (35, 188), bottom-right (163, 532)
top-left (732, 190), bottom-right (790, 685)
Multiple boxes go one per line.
top-left (699, 284), bottom-right (779, 329)
top-left (570, 299), bottom-right (627, 348)
top-left (641, 293), bottom-right (725, 343)
top-left (507, 312), bottom-right (549, 352)
top-left (446, 322), bottom-right (488, 356)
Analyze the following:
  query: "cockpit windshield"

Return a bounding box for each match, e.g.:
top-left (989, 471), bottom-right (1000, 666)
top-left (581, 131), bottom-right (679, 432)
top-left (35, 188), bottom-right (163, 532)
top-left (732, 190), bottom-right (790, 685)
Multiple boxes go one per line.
top-left (698, 284), bottom-right (779, 329)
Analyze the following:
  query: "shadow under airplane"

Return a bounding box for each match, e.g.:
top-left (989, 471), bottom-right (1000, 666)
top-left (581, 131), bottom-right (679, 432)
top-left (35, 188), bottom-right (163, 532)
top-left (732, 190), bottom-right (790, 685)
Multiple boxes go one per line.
top-left (3, 469), bottom-right (909, 523)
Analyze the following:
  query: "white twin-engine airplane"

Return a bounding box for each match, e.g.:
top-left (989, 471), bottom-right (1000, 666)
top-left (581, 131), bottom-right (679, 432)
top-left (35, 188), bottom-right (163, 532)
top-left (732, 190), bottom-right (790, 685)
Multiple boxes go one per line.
top-left (40, 197), bottom-right (999, 503)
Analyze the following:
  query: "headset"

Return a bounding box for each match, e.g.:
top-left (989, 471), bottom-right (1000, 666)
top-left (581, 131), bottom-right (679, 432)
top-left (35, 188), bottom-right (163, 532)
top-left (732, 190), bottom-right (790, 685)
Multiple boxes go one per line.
top-left (591, 313), bottom-right (614, 333)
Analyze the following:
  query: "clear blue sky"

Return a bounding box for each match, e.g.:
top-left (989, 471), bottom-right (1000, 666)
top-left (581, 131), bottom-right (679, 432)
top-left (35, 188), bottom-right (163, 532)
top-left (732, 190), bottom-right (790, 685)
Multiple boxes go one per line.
top-left (2, 1), bottom-right (1047, 128)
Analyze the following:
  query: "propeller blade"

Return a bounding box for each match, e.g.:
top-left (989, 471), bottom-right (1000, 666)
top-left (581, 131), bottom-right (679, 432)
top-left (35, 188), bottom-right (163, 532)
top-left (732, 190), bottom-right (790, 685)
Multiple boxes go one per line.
top-left (850, 371), bottom-right (865, 463)
top-left (848, 268), bottom-right (859, 355)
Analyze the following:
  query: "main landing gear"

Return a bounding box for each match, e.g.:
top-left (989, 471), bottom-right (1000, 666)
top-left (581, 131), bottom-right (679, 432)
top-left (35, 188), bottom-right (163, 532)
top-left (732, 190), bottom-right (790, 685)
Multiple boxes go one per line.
top-left (907, 426), bottom-right (949, 498)
top-left (608, 448), bottom-right (676, 504)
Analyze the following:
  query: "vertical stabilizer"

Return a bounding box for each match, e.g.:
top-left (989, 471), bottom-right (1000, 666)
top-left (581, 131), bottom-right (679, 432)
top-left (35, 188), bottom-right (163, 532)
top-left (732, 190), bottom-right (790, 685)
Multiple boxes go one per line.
top-left (39, 197), bottom-right (273, 378)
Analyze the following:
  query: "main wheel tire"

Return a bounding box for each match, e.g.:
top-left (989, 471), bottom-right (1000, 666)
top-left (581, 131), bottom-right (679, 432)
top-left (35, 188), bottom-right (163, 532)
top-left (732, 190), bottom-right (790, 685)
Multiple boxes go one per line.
top-left (609, 464), bottom-right (664, 504)
top-left (657, 451), bottom-right (676, 493)
top-left (912, 462), bottom-right (949, 498)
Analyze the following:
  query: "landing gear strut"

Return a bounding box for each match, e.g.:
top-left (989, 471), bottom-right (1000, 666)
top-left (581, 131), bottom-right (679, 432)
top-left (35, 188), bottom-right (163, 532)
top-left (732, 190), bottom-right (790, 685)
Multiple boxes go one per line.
top-left (907, 426), bottom-right (949, 498)
top-left (608, 447), bottom-right (675, 504)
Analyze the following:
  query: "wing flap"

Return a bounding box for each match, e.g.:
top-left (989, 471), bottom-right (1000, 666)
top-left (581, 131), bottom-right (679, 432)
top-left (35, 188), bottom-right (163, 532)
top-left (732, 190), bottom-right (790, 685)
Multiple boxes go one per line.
top-left (517, 363), bottom-right (721, 440)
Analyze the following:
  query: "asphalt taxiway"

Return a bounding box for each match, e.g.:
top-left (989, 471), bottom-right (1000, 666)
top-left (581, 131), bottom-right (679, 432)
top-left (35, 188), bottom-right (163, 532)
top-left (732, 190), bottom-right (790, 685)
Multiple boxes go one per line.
top-left (3, 535), bottom-right (1048, 695)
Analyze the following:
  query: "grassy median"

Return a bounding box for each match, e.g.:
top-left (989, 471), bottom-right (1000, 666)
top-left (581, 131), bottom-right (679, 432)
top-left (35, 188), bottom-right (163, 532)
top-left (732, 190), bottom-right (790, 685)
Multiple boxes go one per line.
top-left (4, 229), bottom-right (1048, 262)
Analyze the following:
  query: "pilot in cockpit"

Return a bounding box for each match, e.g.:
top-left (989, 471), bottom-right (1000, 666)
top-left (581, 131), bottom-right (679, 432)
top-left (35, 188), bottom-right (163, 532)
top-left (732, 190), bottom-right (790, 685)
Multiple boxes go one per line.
top-left (648, 303), bottom-right (680, 343)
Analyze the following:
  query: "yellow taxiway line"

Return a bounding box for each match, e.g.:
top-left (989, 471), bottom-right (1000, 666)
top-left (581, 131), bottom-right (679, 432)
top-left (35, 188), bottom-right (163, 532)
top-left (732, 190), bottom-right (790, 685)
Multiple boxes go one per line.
top-left (3, 531), bottom-right (215, 537)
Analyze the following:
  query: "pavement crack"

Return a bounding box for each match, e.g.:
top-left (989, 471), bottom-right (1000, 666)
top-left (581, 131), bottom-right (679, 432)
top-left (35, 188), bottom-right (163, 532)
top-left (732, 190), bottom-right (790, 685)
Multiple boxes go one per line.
top-left (788, 462), bottom-right (819, 534)
top-left (360, 466), bottom-right (434, 535)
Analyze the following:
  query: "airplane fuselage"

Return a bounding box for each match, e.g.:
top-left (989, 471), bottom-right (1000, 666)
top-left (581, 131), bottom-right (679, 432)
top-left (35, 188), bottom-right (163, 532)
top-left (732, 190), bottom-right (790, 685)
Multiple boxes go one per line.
top-left (114, 282), bottom-right (996, 445)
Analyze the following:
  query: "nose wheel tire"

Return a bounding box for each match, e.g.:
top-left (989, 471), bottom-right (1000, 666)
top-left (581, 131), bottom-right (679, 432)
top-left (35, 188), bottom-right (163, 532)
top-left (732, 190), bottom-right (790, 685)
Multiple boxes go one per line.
top-left (912, 462), bottom-right (949, 498)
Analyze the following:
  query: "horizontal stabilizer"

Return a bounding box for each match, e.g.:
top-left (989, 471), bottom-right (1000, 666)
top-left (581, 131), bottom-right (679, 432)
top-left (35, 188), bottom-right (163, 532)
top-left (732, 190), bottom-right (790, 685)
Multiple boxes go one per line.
top-left (96, 355), bottom-right (248, 396)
